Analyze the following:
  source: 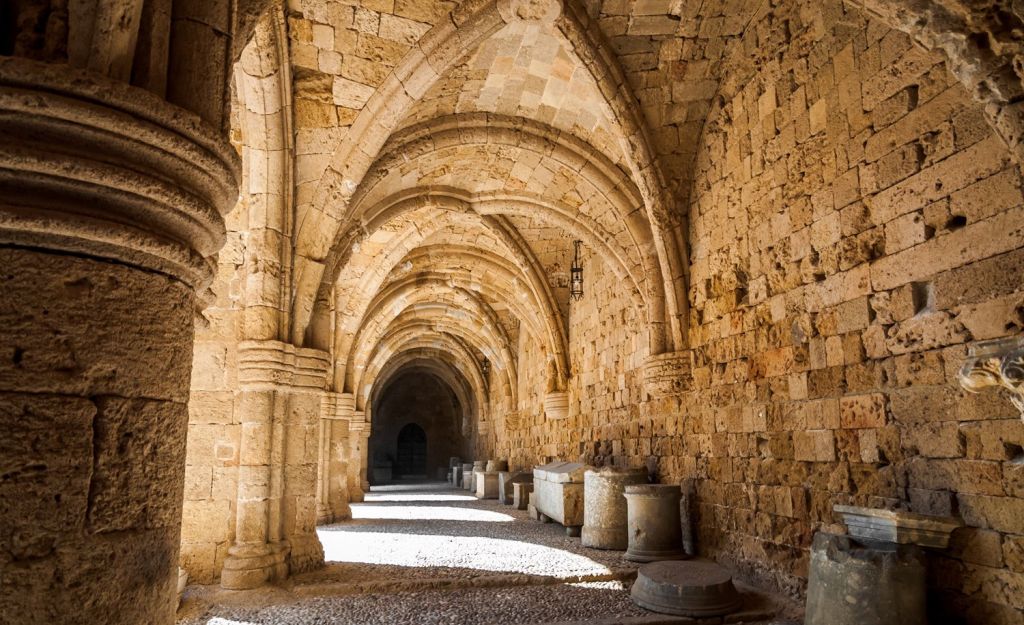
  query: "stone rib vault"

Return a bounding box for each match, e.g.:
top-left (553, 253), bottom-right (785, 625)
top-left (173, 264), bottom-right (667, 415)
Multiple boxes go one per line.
top-left (2, 0), bottom-right (1024, 623)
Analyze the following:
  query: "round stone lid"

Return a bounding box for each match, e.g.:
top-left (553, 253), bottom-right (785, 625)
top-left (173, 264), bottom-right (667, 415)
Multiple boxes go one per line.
top-left (631, 560), bottom-right (741, 617)
top-left (624, 484), bottom-right (681, 496)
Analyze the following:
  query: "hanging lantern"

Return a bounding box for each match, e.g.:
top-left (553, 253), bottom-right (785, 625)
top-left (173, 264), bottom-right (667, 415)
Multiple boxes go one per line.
top-left (570, 240), bottom-right (584, 301)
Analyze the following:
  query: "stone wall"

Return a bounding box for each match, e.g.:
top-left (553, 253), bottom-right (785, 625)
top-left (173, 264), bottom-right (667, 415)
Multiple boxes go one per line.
top-left (495, 244), bottom-right (650, 468)
top-left (181, 198), bottom-right (247, 583)
top-left (678, 1), bottom-right (1024, 620)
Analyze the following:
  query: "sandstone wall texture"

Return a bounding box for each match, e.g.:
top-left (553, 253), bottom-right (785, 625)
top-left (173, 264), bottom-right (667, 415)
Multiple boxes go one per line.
top-left (5, 0), bottom-right (1020, 622)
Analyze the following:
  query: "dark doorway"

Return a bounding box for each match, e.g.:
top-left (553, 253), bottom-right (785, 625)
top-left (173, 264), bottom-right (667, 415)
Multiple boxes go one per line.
top-left (396, 423), bottom-right (428, 478)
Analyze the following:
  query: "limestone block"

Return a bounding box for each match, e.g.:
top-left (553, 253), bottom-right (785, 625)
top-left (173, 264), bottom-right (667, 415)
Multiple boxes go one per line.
top-left (582, 467), bottom-right (646, 550)
top-left (475, 471), bottom-right (499, 499)
top-left (513, 481), bottom-right (534, 510)
top-left (532, 461), bottom-right (591, 530)
top-left (833, 505), bottom-right (963, 549)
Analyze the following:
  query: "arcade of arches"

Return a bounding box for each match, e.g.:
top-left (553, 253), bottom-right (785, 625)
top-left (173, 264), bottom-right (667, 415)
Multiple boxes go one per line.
top-left (3, 0), bottom-right (1024, 623)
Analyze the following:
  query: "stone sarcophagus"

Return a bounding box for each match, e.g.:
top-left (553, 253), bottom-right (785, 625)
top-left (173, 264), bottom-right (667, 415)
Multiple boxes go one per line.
top-left (532, 461), bottom-right (592, 534)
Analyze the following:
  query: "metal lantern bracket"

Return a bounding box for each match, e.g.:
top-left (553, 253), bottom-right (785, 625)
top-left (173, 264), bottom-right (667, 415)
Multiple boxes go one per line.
top-left (570, 240), bottom-right (584, 301)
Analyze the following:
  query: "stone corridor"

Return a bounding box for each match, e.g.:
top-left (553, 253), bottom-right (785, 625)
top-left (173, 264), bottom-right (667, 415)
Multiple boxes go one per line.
top-left (178, 482), bottom-right (794, 624)
top-left (4, 0), bottom-right (1024, 623)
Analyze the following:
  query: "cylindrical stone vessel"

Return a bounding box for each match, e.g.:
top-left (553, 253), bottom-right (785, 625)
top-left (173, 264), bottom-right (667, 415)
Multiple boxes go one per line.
top-left (805, 532), bottom-right (926, 625)
top-left (486, 459), bottom-right (508, 472)
top-left (624, 484), bottom-right (686, 562)
top-left (582, 467), bottom-right (647, 550)
top-left (461, 463), bottom-right (474, 490)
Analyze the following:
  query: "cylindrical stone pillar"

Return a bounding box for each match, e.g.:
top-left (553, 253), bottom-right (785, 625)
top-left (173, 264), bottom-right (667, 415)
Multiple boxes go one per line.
top-left (805, 532), bottom-right (926, 625)
top-left (0, 57), bottom-right (238, 624)
top-left (624, 485), bottom-right (686, 562)
top-left (582, 467), bottom-right (647, 550)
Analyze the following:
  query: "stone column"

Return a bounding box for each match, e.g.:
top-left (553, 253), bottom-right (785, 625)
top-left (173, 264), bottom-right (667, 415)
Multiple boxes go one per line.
top-left (221, 340), bottom-right (328, 589)
top-left (319, 392), bottom-right (354, 523)
top-left (347, 418), bottom-right (367, 503)
top-left (356, 411), bottom-right (371, 495)
top-left (0, 58), bottom-right (238, 624)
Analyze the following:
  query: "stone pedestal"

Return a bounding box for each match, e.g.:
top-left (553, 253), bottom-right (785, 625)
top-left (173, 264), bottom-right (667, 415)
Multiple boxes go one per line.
top-left (486, 459), bottom-right (508, 472)
top-left (451, 465), bottom-right (463, 486)
top-left (462, 463), bottom-right (475, 490)
top-left (0, 57), bottom-right (238, 625)
top-left (624, 484), bottom-right (686, 562)
top-left (500, 470), bottom-right (533, 505)
top-left (514, 482), bottom-right (535, 510)
top-left (582, 467), bottom-right (647, 550)
top-left (475, 471), bottom-right (499, 499)
top-left (533, 461), bottom-right (591, 534)
top-left (631, 560), bottom-right (741, 617)
top-left (805, 532), bottom-right (926, 625)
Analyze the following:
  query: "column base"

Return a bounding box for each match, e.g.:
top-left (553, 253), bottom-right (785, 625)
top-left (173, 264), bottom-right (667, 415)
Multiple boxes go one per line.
top-left (288, 533), bottom-right (325, 575)
top-left (316, 503), bottom-right (332, 525)
top-left (220, 542), bottom-right (289, 590)
top-left (330, 501), bottom-right (352, 521)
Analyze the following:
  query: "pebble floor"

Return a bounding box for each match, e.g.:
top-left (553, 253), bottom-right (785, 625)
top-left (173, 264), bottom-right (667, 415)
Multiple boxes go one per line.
top-left (178, 482), bottom-right (801, 625)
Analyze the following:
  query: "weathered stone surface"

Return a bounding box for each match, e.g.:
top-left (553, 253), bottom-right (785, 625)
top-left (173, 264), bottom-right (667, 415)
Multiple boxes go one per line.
top-left (532, 462), bottom-right (590, 530)
top-left (8, 0), bottom-right (1024, 622)
top-left (834, 504), bottom-right (963, 548)
top-left (805, 532), bottom-right (926, 625)
top-left (582, 467), bottom-right (647, 550)
top-left (630, 560), bottom-right (742, 617)
top-left (624, 485), bottom-right (686, 563)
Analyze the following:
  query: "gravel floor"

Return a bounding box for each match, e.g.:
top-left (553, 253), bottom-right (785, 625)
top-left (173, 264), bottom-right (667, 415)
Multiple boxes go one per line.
top-left (178, 482), bottom-right (800, 625)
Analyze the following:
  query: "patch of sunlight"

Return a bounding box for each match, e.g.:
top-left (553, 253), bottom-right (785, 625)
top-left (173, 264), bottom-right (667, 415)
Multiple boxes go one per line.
top-left (318, 530), bottom-right (612, 578)
top-left (350, 504), bottom-right (514, 522)
top-left (569, 580), bottom-right (627, 590)
top-left (364, 493), bottom-right (478, 503)
top-left (207, 619), bottom-right (257, 625)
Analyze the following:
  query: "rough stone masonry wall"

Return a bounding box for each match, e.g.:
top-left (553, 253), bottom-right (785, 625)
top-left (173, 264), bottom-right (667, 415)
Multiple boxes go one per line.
top-left (180, 197), bottom-right (249, 583)
top-left (679, 1), bottom-right (1024, 622)
top-left (495, 246), bottom-right (648, 470)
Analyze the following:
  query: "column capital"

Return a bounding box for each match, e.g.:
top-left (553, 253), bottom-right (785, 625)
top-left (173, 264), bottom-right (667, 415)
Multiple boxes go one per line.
top-left (642, 350), bottom-right (695, 399)
top-left (0, 57), bottom-right (239, 291)
top-left (237, 340), bottom-right (330, 393)
top-left (958, 335), bottom-right (1024, 418)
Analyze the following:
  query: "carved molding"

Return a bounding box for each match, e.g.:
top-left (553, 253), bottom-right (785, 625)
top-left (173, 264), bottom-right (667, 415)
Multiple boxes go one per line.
top-left (643, 350), bottom-right (694, 399)
top-left (0, 57), bottom-right (239, 291)
top-left (958, 336), bottom-right (1024, 417)
top-left (544, 391), bottom-right (569, 420)
top-left (321, 392), bottom-right (356, 421)
top-left (238, 340), bottom-right (330, 392)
